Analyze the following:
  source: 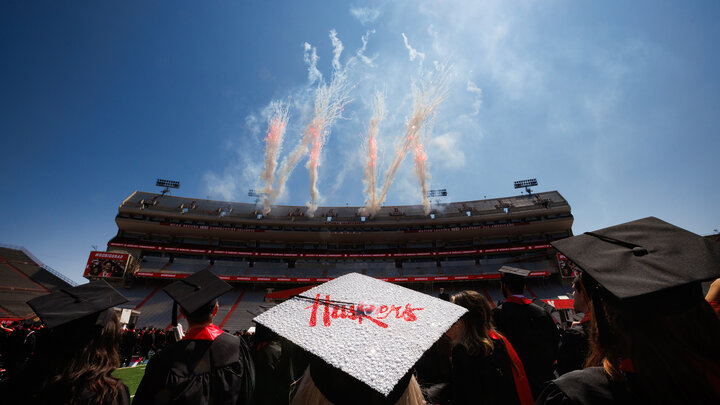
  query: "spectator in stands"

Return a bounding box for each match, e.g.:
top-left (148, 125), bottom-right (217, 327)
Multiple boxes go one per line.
top-left (538, 217), bottom-right (720, 405)
top-left (492, 266), bottom-right (559, 398)
top-left (133, 270), bottom-right (255, 405)
top-left (706, 278), bottom-right (720, 318)
top-left (445, 290), bottom-right (533, 405)
top-left (438, 287), bottom-right (450, 301)
top-left (556, 276), bottom-right (591, 375)
top-left (2, 281), bottom-right (130, 405)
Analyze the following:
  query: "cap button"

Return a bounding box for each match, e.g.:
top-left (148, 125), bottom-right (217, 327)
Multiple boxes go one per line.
top-left (632, 246), bottom-right (648, 256)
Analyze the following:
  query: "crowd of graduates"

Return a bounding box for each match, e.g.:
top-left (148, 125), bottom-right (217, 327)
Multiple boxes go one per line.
top-left (0, 216), bottom-right (719, 405)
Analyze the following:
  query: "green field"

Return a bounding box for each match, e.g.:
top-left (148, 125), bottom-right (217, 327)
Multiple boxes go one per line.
top-left (113, 365), bottom-right (146, 398)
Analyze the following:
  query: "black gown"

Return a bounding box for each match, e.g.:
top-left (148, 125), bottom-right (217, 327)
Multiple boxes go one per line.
top-left (492, 298), bottom-right (560, 397)
top-left (133, 326), bottom-right (255, 405)
top-left (537, 367), bottom-right (637, 405)
top-left (538, 366), bottom-right (720, 405)
top-left (451, 336), bottom-right (521, 405)
top-left (556, 320), bottom-right (590, 376)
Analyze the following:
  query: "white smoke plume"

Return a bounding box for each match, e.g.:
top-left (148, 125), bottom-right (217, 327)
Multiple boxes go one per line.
top-left (402, 33), bottom-right (425, 63)
top-left (304, 42), bottom-right (322, 84)
top-left (260, 101), bottom-right (290, 214)
top-left (271, 32), bottom-right (355, 217)
top-left (371, 64), bottom-right (451, 216)
top-left (359, 90), bottom-right (385, 216)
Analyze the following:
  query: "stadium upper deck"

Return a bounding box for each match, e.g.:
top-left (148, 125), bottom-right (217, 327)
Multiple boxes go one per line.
top-left (114, 190), bottom-right (573, 246)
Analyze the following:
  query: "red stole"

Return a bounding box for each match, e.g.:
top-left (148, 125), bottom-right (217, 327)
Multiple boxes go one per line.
top-left (490, 330), bottom-right (534, 405)
top-left (505, 295), bottom-right (532, 305)
top-left (182, 324), bottom-right (224, 341)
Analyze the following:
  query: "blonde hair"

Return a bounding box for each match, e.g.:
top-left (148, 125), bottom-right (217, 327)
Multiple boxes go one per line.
top-left (291, 367), bottom-right (426, 405)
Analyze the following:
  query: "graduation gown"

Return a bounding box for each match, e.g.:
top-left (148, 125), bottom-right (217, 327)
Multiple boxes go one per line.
top-left (451, 335), bottom-right (521, 405)
top-left (133, 324), bottom-right (255, 405)
top-left (492, 296), bottom-right (560, 397)
top-left (556, 319), bottom-right (590, 376)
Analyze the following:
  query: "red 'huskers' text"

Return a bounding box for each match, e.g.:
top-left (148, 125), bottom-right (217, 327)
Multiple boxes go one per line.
top-left (305, 294), bottom-right (424, 328)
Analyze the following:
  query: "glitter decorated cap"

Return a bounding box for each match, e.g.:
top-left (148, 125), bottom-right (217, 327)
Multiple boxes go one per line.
top-left (551, 216), bottom-right (720, 303)
top-left (163, 269), bottom-right (232, 313)
top-left (27, 280), bottom-right (128, 329)
top-left (253, 273), bottom-right (467, 401)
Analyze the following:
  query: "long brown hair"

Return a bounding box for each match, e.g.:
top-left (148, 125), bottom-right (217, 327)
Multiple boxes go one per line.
top-left (584, 282), bottom-right (720, 403)
top-left (451, 290), bottom-right (497, 357)
top-left (40, 311), bottom-right (125, 404)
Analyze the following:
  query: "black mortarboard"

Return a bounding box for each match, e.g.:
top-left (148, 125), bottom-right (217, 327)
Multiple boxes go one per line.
top-left (552, 216), bottom-right (720, 304)
top-left (498, 265), bottom-right (531, 277)
top-left (27, 280), bottom-right (128, 329)
top-left (163, 270), bottom-right (232, 314)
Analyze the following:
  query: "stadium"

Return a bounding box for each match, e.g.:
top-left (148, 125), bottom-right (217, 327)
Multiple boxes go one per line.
top-left (1, 188), bottom-right (578, 331)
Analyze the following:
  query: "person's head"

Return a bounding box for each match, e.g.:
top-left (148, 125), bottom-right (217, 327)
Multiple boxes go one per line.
top-left (448, 290), bottom-right (496, 356)
top-left (26, 281), bottom-right (128, 404)
top-left (571, 276), bottom-right (589, 314)
top-left (500, 273), bottom-right (525, 297)
top-left (181, 299), bottom-right (219, 327)
top-left (291, 366), bottom-right (426, 405)
top-left (582, 273), bottom-right (720, 403)
top-left (553, 217), bottom-right (720, 404)
top-left (163, 269), bottom-right (232, 329)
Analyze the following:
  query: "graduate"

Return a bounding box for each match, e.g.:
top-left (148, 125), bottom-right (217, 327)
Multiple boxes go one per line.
top-left (491, 266), bottom-right (560, 398)
top-left (133, 270), bottom-right (255, 405)
top-left (2, 280), bottom-right (130, 405)
top-left (253, 272), bottom-right (467, 405)
top-left (556, 275), bottom-right (592, 375)
top-left (538, 217), bottom-right (720, 405)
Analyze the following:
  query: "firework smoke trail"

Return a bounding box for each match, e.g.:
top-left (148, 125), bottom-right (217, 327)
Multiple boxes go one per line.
top-left (373, 66), bottom-right (451, 215)
top-left (305, 67), bottom-right (353, 217)
top-left (360, 91), bottom-right (385, 217)
top-left (413, 142), bottom-right (431, 214)
top-left (259, 102), bottom-right (290, 214)
top-left (272, 32), bottom-right (353, 216)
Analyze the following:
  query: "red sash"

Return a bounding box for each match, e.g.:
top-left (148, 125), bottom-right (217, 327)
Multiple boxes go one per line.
top-left (505, 296), bottom-right (532, 305)
top-left (182, 324), bottom-right (224, 341)
top-left (490, 331), bottom-right (534, 405)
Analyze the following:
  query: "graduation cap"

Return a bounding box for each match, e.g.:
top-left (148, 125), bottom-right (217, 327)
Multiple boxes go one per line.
top-left (498, 265), bottom-right (531, 277)
top-left (551, 216), bottom-right (720, 306)
top-left (253, 273), bottom-right (467, 403)
top-left (27, 280), bottom-right (128, 329)
top-left (163, 270), bottom-right (232, 326)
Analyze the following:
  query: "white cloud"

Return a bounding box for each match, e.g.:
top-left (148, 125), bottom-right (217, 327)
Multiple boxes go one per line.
top-left (428, 132), bottom-right (466, 169)
top-left (350, 7), bottom-right (381, 25)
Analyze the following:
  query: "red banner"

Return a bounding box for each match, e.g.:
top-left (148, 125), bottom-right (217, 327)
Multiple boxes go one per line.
top-left (405, 222), bottom-right (530, 233)
top-left (544, 298), bottom-right (574, 309)
top-left (84, 251), bottom-right (129, 279)
top-left (133, 271), bottom-right (550, 283)
top-left (556, 252), bottom-right (575, 279)
top-left (109, 242), bottom-right (552, 259)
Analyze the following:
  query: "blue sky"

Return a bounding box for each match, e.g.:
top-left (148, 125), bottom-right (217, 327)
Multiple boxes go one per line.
top-left (1, 1), bottom-right (718, 284)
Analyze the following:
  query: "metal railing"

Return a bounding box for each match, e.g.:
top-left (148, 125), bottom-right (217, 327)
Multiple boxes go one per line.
top-left (0, 243), bottom-right (78, 286)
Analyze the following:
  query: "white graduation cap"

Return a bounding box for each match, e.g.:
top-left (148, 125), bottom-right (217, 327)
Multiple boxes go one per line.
top-left (253, 273), bottom-right (467, 398)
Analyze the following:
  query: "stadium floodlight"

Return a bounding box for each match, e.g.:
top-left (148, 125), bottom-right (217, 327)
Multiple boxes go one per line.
top-left (248, 189), bottom-right (267, 204)
top-left (156, 179), bottom-right (180, 196)
top-left (426, 189), bottom-right (448, 197)
top-left (514, 178), bottom-right (538, 195)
